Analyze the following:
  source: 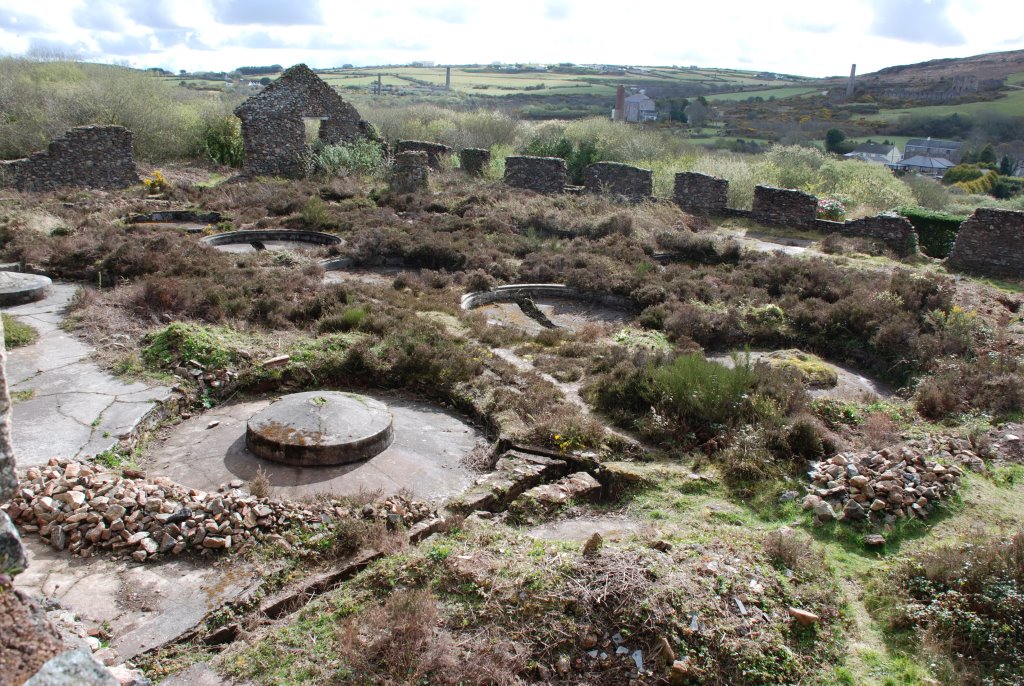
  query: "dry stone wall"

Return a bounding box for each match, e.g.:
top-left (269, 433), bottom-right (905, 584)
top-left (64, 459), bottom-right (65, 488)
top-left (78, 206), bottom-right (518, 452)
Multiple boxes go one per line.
top-left (460, 148), bottom-right (490, 176)
top-left (0, 126), bottom-right (137, 193)
top-left (503, 156), bottom-right (567, 194)
top-left (396, 140), bottom-right (452, 169)
top-left (582, 162), bottom-right (652, 201)
top-left (947, 208), bottom-right (1024, 277)
top-left (752, 186), bottom-right (818, 228)
top-left (674, 172), bottom-right (729, 214)
top-left (234, 63), bottom-right (379, 178)
top-left (819, 214), bottom-right (920, 256)
top-left (389, 151), bottom-right (430, 194)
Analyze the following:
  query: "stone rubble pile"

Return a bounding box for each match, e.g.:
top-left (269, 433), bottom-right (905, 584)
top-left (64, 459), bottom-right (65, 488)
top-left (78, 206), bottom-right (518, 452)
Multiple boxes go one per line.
top-left (803, 445), bottom-right (961, 525)
top-left (2, 459), bottom-right (430, 562)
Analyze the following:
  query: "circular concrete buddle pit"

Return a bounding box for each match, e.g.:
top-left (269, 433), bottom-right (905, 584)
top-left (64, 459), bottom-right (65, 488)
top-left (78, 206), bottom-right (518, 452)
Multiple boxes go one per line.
top-left (202, 229), bottom-right (341, 254)
top-left (246, 392), bottom-right (394, 466)
top-left (0, 271), bottom-right (52, 306)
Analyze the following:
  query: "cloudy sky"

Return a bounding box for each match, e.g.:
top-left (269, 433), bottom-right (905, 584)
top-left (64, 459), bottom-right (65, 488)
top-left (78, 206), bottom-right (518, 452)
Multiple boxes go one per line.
top-left (1, 0), bottom-right (1021, 77)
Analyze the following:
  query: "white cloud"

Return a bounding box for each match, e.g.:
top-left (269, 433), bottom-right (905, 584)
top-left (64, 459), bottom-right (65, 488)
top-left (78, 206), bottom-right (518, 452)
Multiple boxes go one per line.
top-left (0, 0), bottom-right (1020, 75)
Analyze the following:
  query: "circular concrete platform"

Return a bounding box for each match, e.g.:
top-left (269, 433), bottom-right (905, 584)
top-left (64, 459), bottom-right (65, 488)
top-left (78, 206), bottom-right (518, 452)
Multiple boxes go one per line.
top-left (246, 391), bottom-right (394, 466)
top-left (202, 229), bottom-right (341, 254)
top-left (0, 271), bottom-right (51, 306)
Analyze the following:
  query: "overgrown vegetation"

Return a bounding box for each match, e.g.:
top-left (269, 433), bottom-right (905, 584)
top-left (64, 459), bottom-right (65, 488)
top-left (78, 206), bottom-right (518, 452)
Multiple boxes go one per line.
top-left (869, 533), bottom-right (1024, 685)
top-left (2, 313), bottom-right (37, 348)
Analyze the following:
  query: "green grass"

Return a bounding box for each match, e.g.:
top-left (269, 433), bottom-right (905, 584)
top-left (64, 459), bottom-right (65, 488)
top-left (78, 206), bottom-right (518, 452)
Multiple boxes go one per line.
top-left (3, 313), bottom-right (38, 348)
top-left (318, 65), bottom-right (802, 98)
top-left (711, 87), bottom-right (823, 102)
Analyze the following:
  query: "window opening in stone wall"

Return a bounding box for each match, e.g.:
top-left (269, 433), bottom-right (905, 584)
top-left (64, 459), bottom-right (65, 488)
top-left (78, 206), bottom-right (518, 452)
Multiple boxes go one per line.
top-left (304, 117), bottom-right (326, 146)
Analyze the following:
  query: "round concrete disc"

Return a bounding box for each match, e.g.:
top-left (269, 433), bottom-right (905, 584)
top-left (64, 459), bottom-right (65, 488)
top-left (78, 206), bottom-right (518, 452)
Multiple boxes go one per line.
top-left (0, 271), bottom-right (51, 307)
top-left (246, 391), bottom-right (394, 466)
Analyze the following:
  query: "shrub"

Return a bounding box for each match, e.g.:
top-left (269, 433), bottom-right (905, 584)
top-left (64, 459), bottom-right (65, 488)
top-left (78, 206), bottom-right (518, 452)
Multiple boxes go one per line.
top-left (764, 527), bottom-right (817, 574)
top-left (897, 207), bottom-right (967, 258)
top-left (142, 170), bottom-right (170, 193)
top-left (914, 352), bottom-right (1024, 419)
top-left (816, 197), bottom-right (846, 221)
top-left (317, 306), bottom-right (367, 334)
top-left (591, 351), bottom-right (760, 445)
top-left (248, 466), bottom-right (272, 498)
top-left (524, 134), bottom-right (601, 185)
top-left (786, 414), bottom-right (826, 460)
top-left (142, 322), bottom-right (247, 371)
top-left (312, 139), bottom-right (388, 178)
top-left (301, 197), bottom-right (332, 228)
top-left (201, 114), bottom-right (244, 167)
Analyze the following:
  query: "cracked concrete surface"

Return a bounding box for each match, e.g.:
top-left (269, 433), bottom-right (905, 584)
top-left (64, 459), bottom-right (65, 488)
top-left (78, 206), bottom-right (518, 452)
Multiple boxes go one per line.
top-left (16, 538), bottom-right (260, 660)
top-left (3, 284), bottom-right (172, 466)
top-left (146, 395), bottom-right (485, 503)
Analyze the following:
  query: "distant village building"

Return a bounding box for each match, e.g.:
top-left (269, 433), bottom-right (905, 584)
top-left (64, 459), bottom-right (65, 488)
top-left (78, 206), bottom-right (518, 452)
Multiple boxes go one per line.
top-left (904, 137), bottom-right (963, 163)
top-left (622, 91), bottom-right (657, 123)
top-left (411, 61), bottom-right (435, 67)
top-left (845, 143), bottom-right (902, 165)
top-left (893, 155), bottom-right (955, 177)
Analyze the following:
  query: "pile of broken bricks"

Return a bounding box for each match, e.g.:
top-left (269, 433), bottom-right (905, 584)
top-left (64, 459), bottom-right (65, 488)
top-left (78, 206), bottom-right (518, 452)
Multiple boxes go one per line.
top-left (803, 445), bottom-right (961, 527)
top-left (2, 458), bottom-right (431, 562)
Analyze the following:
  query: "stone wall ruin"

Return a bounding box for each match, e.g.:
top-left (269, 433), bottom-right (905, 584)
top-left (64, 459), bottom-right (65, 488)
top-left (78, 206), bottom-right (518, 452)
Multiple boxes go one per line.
top-left (827, 214), bottom-right (920, 256)
top-left (674, 172), bottom-right (729, 214)
top-left (947, 208), bottom-right (1024, 277)
top-left (389, 150), bottom-right (430, 194)
top-left (396, 141), bottom-right (453, 169)
top-left (459, 148), bottom-right (491, 176)
top-left (503, 156), bottom-right (567, 194)
top-left (582, 162), bottom-right (652, 201)
top-left (752, 186), bottom-right (818, 228)
top-left (234, 64), bottom-right (380, 178)
top-left (0, 126), bottom-right (138, 193)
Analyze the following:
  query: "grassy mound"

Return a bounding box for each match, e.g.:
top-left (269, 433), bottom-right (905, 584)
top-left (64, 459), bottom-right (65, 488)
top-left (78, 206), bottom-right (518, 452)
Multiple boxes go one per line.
top-left (759, 349), bottom-right (839, 389)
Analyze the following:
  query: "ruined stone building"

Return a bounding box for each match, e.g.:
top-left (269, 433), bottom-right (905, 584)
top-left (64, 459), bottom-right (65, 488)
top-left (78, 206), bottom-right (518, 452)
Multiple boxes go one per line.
top-left (0, 126), bottom-right (138, 192)
top-left (234, 64), bottom-right (381, 178)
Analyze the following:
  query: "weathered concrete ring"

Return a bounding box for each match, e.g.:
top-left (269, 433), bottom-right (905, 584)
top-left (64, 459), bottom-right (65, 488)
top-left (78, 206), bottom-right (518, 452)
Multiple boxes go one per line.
top-left (246, 391), bottom-right (394, 466)
top-left (0, 271), bottom-right (51, 307)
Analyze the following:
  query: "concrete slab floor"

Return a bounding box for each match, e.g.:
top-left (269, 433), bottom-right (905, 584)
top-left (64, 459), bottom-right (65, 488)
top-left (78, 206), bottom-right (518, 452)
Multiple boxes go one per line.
top-left (480, 297), bottom-right (632, 335)
top-left (15, 538), bottom-right (261, 660)
top-left (145, 394), bottom-right (487, 504)
top-left (3, 284), bottom-right (172, 466)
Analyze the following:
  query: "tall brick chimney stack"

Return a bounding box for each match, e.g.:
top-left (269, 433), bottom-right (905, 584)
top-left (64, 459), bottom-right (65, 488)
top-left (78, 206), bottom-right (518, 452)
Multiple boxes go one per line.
top-left (846, 64), bottom-right (857, 99)
top-left (615, 84), bottom-right (626, 122)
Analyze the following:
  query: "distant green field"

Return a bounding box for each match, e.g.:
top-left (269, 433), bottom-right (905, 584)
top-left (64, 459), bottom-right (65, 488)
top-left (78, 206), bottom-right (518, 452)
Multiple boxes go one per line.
top-left (862, 87), bottom-right (1024, 121)
top-left (711, 87), bottom-right (823, 102)
top-left (312, 65), bottom-right (804, 98)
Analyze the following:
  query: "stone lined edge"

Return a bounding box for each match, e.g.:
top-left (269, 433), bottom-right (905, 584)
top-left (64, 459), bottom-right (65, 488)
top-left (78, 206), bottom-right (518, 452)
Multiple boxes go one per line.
top-left (201, 229), bottom-right (342, 248)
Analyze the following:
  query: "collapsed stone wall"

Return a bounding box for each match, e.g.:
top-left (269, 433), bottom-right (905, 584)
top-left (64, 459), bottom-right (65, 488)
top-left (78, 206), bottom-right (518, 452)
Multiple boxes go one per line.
top-left (504, 156), bottom-right (567, 194)
top-left (818, 214), bottom-right (920, 256)
top-left (674, 172), bottom-right (729, 214)
top-left (0, 126), bottom-right (138, 193)
top-left (752, 185), bottom-right (818, 228)
top-left (3, 458), bottom-right (430, 562)
top-left (396, 140), bottom-right (452, 169)
top-left (582, 162), bottom-right (652, 201)
top-left (389, 150), bottom-right (430, 194)
top-left (234, 63), bottom-right (379, 178)
top-left (947, 208), bottom-right (1024, 277)
top-left (460, 148), bottom-right (490, 176)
